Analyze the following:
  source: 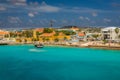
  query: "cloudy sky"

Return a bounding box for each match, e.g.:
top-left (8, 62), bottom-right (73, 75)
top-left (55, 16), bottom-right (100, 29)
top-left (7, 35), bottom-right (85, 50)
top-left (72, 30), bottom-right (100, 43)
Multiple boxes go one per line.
top-left (0, 0), bottom-right (120, 28)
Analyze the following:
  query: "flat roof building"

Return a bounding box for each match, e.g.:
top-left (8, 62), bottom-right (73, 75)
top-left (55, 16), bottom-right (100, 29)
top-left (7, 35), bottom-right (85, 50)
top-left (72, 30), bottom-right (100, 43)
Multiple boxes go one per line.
top-left (101, 27), bottom-right (120, 41)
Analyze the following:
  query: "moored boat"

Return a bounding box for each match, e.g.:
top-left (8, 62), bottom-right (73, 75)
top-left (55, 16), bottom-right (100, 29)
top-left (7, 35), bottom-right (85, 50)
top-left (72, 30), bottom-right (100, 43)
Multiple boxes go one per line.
top-left (0, 43), bottom-right (8, 45)
top-left (34, 43), bottom-right (44, 48)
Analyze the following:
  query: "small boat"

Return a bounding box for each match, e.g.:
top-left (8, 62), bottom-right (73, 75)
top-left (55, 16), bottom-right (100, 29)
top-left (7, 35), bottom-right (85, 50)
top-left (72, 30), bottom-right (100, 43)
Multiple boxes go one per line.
top-left (0, 43), bottom-right (8, 45)
top-left (34, 43), bottom-right (44, 48)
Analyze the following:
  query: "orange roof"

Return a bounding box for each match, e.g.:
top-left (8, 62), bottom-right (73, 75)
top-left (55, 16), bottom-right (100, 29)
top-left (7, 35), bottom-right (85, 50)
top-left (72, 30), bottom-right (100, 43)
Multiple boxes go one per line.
top-left (78, 33), bottom-right (85, 37)
top-left (59, 32), bottom-right (65, 36)
top-left (35, 28), bottom-right (44, 33)
top-left (40, 32), bottom-right (55, 37)
top-left (0, 30), bottom-right (9, 35)
top-left (71, 27), bottom-right (79, 31)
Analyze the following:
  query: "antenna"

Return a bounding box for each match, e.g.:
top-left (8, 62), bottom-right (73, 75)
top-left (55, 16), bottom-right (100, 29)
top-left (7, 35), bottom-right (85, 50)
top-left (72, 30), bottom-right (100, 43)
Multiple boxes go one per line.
top-left (50, 20), bottom-right (53, 28)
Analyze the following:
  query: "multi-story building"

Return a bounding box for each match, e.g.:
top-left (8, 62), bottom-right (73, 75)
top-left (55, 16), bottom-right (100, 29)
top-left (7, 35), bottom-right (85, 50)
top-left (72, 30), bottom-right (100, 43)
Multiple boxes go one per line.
top-left (101, 27), bottom-right (120, 41)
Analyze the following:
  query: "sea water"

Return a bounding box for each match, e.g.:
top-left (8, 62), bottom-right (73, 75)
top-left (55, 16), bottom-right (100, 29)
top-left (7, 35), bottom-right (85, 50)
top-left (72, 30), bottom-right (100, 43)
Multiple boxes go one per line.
top-left (0, 45), bottom-right (120, 80)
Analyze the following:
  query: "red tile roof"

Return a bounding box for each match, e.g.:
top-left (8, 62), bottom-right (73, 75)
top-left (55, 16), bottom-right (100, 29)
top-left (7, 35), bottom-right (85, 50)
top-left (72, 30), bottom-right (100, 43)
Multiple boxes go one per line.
top-left (78, 33), bottom-right (85, 37)
top-left (0, 30), bottom-right (9, 35)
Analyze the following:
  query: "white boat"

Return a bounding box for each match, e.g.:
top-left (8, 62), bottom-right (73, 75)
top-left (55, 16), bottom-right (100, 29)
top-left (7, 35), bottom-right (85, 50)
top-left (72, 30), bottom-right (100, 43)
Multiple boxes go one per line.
top-left (34, 43), bottom-right (44, 48)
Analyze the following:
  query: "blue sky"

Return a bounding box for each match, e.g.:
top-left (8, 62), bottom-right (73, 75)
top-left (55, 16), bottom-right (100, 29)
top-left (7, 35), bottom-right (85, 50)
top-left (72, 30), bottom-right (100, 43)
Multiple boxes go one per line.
top-left (0, 0), bottom-right (120, 28)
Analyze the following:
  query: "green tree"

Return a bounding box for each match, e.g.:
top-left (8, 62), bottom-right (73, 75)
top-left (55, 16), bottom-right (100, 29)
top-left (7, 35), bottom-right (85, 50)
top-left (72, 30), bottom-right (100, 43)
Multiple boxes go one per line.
top-left (62, 30), bottom-right (76, 35)
top-left (10, 32), bottom-right (17, 38)
top-left (115, 28), bottom-right (119, 34)
top-left (43, 28), bottom-right (53, 33)
top-left (119, 35), bottom-right (120, 39)
top-left (54, 31), bottom-right (59, 36)
top-left (18, 34), bottom-right (22, 37)
top-left (92, 34), bottom-right (99, 40)
top-left (103, 40), bottom-right (108, 44)
top-left (115, 28), bottom-right (119, 40)
top-left (24, 39), bottom-right (27, 43)
top-left (19, 39), bottom-right (22, 43)
top-left (4, 34), bottom-right (9, 38)
top-left (36, 31), bottom-right (42, 36)
top-left (36, 31), bottom-right (42, 39)
top-left (46, 38), bottom-right (50, 42)
top-left (42, 37), bottom-right (46, 42)
top-left (54, 38), bottom-right (59, 42)
top-left (22, 30), bottom-right (33, 38)
top-left (64, 37), bottom-right (67, 41)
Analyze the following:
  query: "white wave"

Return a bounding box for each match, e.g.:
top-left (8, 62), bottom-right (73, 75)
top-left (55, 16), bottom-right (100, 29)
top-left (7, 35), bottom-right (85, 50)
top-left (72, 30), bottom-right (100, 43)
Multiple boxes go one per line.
top-left (29, 49), bottom-right (46, 52)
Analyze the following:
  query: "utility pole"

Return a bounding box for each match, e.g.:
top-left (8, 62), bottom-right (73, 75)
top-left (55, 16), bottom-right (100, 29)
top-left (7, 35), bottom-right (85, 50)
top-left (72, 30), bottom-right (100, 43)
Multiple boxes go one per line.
top-left (50, 20), bottom-right (53, 28)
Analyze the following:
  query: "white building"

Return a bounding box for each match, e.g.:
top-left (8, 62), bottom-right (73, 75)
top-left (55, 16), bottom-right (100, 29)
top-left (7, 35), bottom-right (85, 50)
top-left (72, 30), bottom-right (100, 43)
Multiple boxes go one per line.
top-left (101, 27), bottom-right (120, 41)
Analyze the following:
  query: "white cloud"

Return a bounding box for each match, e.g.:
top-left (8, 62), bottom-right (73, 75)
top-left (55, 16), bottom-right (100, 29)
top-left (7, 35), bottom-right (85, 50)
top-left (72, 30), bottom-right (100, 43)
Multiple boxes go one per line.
top-left (28, 13), bottom-right (34, 17)
top-left (26, 1), bottom-right (61, 13)
top-left (1, 1), bottom-right (120, 14)
top-left (79, 16), bottom-right (90, 21)
top-left (63, 7), bottom-right (102, 13)
top-left (38, 5), bottom-right (60, 12)
top-left (8, 16), bottom-right (21, 23)
top-left (92, 12), bottom-right (98, 17)
top-left (79, 16), bottom-right (84, 20)
top-left (104, 18), bottom-right (111, 23)
top-left (8, 0), bottom-right (27, 6)
top-left (62, 7), bottom-right (120, 13)
top-left (0, 6), bottom-right (6, 10)
top-left (85, 17), bottom-right (90, 21)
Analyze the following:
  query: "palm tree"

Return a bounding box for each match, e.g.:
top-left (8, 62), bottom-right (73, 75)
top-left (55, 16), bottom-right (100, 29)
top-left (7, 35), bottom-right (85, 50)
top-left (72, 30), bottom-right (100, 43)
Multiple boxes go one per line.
top-left (10, 32), bottom-right (17, 38)
top-left (20, 39), bottom-right (22, 43)
top-left (54, 38), bottom-right (59, 42)
top-left (115, 28), bottom-right (119, 40)
top-left (4, 34), bottom-right (9, 38)
top-left (46, 38), bottom-right (50, 42)
top-left (64, 37), bottom-right (67, 41)
top-left (118, 35), bottom-right (120, 44)
top-left (118, 35), bottom-right (120, 42)
top-left (42, 37), bottom-right (46, 42)
top-left (24, 39), bottom-right (27, 43)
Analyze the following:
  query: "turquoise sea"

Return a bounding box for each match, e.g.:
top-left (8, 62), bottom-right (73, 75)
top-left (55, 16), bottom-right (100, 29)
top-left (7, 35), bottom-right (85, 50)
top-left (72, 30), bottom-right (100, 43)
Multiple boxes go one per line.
top-left (0, 45), bottom-right (120, 80)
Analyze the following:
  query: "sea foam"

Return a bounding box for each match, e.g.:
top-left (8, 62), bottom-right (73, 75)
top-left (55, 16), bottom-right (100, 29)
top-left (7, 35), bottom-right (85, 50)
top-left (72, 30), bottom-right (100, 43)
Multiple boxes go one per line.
top-left (29, 49), bottom-right (46, 52)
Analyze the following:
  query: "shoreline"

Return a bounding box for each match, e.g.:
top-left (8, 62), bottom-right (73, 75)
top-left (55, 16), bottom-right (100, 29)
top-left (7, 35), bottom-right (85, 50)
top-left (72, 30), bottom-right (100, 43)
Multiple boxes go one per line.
top-left (3, 43), bottom-right (120, 50)
top-left (87, 46), bottom-right (120, 50)
top-left (48, 45), bottom-right (120, 50)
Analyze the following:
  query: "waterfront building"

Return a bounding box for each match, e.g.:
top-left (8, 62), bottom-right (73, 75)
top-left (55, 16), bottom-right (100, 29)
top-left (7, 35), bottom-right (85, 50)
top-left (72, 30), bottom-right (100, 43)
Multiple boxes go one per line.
top-left (85, 32), bottom-right (101, 41)
top-left (70, 32), bottom-right (86, 42)
top-left (101, 27), bottom-right (120, 41)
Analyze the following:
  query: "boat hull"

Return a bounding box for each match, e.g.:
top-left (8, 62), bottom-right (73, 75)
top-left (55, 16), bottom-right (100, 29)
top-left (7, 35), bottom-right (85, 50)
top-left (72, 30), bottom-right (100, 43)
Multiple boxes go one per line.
top-left (0, 43), bottom-right (8, 45)
top-left (34, 45), bottom-right (44, 48)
